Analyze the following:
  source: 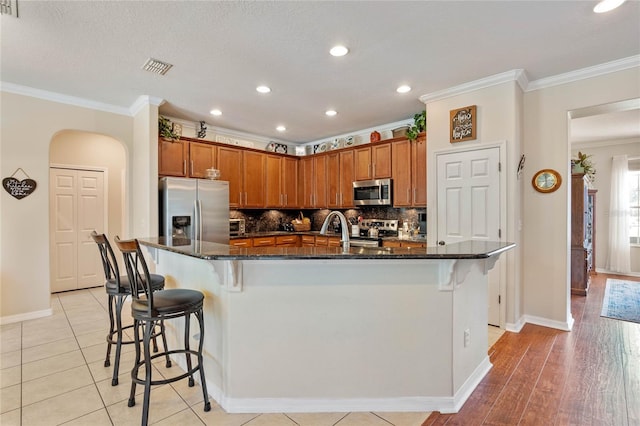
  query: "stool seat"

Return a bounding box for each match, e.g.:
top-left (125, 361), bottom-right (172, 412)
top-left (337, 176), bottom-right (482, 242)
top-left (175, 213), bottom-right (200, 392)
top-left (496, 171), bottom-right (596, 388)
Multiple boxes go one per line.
top-left (106, 274), bottom-right (164, 294)
top-left (132, 289), bottom-right (204, 317)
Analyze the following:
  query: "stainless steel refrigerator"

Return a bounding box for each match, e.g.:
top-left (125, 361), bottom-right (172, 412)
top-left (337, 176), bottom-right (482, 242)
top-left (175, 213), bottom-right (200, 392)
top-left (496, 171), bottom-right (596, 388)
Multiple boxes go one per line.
top-left (159, 177), bottom-right (229, 244)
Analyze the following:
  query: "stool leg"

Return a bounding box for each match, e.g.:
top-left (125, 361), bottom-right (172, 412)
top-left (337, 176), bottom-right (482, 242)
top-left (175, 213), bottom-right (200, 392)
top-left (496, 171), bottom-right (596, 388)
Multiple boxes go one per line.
top-left (160, 320), bottom-right (171, 368)
top-left (104, 294), bottom-right (115, 367)
top-left (141, 320), bottom-right (154, 426)
top-left (128, 319), bottom-right (140, 408)
top-left (196, 309), bottom-right (211, 412)
top-left (111, 294), bottom-right (125, 386)
top-left (184, 314), bottom-right (194, 387)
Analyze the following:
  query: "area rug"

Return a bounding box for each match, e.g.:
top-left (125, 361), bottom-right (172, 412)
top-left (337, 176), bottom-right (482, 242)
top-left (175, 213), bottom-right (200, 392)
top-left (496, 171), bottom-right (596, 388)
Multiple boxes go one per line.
top-left (600, 279), bottom-right (640, 324)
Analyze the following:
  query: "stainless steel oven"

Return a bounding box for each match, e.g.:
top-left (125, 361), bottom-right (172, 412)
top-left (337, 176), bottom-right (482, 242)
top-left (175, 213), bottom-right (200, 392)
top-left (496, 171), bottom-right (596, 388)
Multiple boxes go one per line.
top-left (229, 218), bottom-right (245, 236)
top-left (353, 179), bottom-right (392, 206)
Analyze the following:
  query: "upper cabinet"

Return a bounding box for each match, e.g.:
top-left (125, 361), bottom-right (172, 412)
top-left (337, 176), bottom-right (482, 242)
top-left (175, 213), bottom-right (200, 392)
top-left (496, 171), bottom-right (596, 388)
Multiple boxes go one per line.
top-left (392, 134), bottom-right (426, 207)
top-left (217, 145), bottom-right (243, 208)
top-left (354, 143), bottom-right (392, 181)
top-left (158, 133), bottom-right (426, 209)
top-left (266, 155), bottom-right (299, 208)
top-left (159, 139), bottom-right (189, 177)
top-left (189, 142), bottom-right (216, 178)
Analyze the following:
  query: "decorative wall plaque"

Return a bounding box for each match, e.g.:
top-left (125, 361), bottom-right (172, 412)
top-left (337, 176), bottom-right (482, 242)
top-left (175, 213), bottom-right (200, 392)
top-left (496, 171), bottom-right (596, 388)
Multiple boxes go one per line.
top-left (3, 168), bottom-right (37, 199)
top-left (450, 105), bottom-right (477, 143)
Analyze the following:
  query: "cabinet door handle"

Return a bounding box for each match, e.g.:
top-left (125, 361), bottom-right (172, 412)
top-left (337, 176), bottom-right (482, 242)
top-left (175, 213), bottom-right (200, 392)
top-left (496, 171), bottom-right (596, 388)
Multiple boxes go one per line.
top-left (372, 163), bottom-right (376, 177)
top-left (413, 188), bottom-right (417, 202)
top-left (183, 160), bottom-right (187, 176)
top-left (407, 188), bottom-right (410, 201)
top-left (191, 161), bottom-right (194, 176)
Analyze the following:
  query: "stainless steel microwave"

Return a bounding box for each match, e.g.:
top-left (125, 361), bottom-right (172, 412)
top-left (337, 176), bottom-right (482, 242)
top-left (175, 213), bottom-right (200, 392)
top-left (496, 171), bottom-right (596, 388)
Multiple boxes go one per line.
top-left (229, 218), bottom-right (245, 236)
top-left (353, 178), bottom-right (392, 206)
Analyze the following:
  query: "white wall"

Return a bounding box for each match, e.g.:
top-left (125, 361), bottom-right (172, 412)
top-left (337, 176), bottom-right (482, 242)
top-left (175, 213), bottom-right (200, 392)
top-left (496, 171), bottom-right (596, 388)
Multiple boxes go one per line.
top-left (522, 68), bottom-right (640, 327)
top-left (425, 80), bottom-right (524, 328)
top-left (572, 139), bottom-right (640, 274)
top-left (0, 92), bottom-right (134, 321)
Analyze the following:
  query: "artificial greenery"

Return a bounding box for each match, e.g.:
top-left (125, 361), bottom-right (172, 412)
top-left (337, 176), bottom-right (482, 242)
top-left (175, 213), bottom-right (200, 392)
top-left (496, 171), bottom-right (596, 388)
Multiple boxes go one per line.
top-left (159, 116), bottom-right (180, 141)
top-left (406, 110), bottom-right (426, 141)
top-left (572, 151), bottom-right (596, 181)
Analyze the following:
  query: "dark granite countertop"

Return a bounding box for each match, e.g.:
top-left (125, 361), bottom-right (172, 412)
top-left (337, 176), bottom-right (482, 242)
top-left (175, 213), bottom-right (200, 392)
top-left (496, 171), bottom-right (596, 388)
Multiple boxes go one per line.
top-left (139, 237), bottom-right (515, 261)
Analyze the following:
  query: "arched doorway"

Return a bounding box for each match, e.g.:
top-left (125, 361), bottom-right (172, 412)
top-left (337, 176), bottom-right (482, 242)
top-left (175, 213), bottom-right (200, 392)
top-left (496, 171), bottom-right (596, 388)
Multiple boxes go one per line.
top-left (49, 130), bottom-right (127, 293)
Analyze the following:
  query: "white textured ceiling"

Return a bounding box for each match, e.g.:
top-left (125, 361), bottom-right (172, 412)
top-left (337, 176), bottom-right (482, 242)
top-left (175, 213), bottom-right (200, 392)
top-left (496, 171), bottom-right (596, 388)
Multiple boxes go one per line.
top-left (1, 1), bottom-right (639, 143)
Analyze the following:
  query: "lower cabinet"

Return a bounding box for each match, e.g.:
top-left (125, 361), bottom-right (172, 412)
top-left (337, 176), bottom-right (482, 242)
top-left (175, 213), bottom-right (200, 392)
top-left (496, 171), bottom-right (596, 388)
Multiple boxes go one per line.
top-left (276, 235), bottom-right (299, 247)
top-left (229, 238), bottom-right (252, 248)
top-left (382, 240), bottom-right (426, 248)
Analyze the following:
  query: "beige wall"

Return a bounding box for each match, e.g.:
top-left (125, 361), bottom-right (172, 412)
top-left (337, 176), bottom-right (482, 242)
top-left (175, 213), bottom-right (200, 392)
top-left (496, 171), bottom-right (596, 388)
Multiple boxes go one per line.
top-left (50, 130), bottom-right (127, 243)
top-left (425, 81), bottom-right (524, 328)
top-left (571, 139), bottom-right (640, 274)
top-left (0, 92), bottom-right (134, 321)
top-left (522, 68), bottom-right (640, 327)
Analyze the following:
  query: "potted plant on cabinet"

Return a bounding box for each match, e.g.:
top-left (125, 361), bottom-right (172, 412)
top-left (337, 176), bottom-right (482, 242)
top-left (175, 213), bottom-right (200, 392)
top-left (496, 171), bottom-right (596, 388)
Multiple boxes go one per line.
top-left (406, 110), bottom-right (426, 142)
top-left (572, 151), bottom-right (596, 182)
top-left (159, 116), bottom-right (180, 141)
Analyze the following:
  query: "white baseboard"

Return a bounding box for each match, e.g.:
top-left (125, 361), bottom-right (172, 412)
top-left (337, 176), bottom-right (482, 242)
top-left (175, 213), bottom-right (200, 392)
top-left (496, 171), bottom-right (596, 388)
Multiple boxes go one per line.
top-left (505, 314), bottom-right (573, 332)
top-left (170, 354), bottom-right (492, 415)
top-left (0, 308), bottom-right (52, 325)
top-left (595, 268), bottom-right (640, 278)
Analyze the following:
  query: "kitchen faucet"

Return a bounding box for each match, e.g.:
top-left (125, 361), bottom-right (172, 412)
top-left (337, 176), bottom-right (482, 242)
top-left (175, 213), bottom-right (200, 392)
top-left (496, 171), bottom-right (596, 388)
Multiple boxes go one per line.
top-left (320, 211), bottom-right (350, 250)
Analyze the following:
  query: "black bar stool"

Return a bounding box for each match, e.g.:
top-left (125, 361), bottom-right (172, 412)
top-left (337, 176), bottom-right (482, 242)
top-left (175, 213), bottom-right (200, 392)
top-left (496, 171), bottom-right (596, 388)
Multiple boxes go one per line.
top-left (114, 237), bottom-right (211, 426)
top-left (90, 231), bottom-right (170, 386)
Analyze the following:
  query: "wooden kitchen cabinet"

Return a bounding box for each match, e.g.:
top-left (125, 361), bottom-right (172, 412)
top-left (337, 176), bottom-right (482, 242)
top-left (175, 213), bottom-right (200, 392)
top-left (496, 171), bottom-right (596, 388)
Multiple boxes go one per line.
top-left (327, 153), bottom-right (340, 208)
top-left (252, 236), bottom-right (276, 247)
top-left (299, 157), bottom-right (315, 208)
top-left (217, 145), bottom-right (243, 208)
top-left (301, 235), bottom-right (316, 247)
top-left (571, 173), bottom-right (596, 296)
top-left (339, 150), bottom-right (355, 207)
top-left (392, 134), bottom-right (426, 207)
top-left (299, 155), bottom-right (327, 208)
top-left (159, 138), bottom-right (189, 177)
top-left (354, 143), bottom-right (392, 180)
top-left (189, 141), bottom-right (216, 178)
top-left (242, 151), bottom-right (266, 208)
top-left (266, 155), bottom-right (299, 208)
top-left (229, 238), bottom-right (252, 248)
top-left (412, 136), bottom-right (427, 206)
top-left (276, 235), bottom-right (299, 246)
top-left (382, 240), bottom-right (426, 248)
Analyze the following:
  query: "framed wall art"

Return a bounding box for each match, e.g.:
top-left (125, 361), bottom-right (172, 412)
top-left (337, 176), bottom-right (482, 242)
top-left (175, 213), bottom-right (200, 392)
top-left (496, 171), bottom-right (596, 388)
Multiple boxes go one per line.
top-left (450, 105), bottom-right (477, 143)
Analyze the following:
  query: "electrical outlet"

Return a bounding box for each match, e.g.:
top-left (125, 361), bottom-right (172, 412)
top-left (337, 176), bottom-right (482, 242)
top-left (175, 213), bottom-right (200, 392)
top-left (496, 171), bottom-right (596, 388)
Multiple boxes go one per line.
top-left (464, 329), bottom-right (470, 347)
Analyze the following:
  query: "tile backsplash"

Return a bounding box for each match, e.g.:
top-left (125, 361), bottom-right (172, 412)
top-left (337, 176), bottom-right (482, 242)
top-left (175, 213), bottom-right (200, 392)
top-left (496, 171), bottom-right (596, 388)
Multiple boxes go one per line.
top-left (231, 207), bottom-right (426, 234)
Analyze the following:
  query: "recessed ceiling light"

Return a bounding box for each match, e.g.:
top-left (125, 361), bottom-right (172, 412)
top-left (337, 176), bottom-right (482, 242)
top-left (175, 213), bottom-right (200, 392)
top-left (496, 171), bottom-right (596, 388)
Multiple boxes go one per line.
top-left (256, 85), bottom-right (271, 93)
top-left (325, 110), bottom-right (337, 117)
top-left (210, 109), bottom-right (222, 116)
top-left (593, 0), bottom-right (626, 13)
top-left (396, 85), bottom-right (411, 93)
top-left (329, 45), bottom-right (349, 57)
top-left (276, 125), bottom-right (286, 132)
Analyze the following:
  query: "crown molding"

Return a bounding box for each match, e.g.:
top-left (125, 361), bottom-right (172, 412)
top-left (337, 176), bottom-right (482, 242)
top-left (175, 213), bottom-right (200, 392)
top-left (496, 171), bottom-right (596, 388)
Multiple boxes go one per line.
top-left (526, 55), bottom-right (640, 92)
top-left (0, 81), bottom-right (131, 116)
top-left (305, 117), bottom-right (414, 146)
top-left (572, 136), bottom-right (640, 149)
top-left (129, 95), bottom-right (165, 116)
top-left (419, 70), bottom-right (527, 104)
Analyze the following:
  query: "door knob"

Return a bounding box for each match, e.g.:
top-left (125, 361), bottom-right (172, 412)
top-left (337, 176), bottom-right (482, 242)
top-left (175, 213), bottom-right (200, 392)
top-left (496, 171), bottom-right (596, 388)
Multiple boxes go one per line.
top-left (438, 240), bottom-right (446, 246)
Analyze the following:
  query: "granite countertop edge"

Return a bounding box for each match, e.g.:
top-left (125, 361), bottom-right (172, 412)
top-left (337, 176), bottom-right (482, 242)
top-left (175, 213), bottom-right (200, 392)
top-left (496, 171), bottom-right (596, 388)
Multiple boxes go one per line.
top-left (139, 238), bottom-right (515, 261)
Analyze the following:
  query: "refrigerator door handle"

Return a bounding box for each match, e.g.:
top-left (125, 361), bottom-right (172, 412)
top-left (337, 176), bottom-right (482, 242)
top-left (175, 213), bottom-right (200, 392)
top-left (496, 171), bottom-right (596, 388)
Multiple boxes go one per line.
top-left (194, 199), bottom-right (202, 240)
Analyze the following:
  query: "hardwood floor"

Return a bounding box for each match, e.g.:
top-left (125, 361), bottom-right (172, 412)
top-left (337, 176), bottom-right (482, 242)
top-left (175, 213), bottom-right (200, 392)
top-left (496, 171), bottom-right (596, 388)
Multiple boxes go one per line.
top-left (423, 273), bottom-right (640, 426)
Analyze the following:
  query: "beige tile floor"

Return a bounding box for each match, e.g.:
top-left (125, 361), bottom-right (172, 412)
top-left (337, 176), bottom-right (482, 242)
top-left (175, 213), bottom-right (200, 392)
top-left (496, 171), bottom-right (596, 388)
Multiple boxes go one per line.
top-left (1, 287), bottom-right (504, 426)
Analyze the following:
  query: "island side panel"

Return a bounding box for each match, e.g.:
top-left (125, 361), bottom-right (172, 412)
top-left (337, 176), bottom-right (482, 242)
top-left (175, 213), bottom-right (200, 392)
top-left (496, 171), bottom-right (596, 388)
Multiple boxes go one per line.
top-left (223, 260), bottom-right (455, 401)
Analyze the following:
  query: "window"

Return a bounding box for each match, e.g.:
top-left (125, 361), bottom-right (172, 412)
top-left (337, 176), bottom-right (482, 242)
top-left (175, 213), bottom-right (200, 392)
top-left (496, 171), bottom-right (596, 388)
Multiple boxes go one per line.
top-left (631, 170), bottom-right (640, 245)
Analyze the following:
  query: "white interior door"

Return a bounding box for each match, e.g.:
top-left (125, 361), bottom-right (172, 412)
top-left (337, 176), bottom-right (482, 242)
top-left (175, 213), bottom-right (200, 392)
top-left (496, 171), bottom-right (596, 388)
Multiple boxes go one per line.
top-left (50, 168), bottom-right (105, 292)
top-left (437, 147), bottom-right (502, 326)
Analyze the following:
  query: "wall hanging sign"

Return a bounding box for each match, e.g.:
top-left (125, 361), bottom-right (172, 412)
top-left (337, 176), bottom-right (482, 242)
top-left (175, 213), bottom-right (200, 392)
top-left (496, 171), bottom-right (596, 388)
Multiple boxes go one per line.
top-left (450, 105), bottom-right (477, 143)
top-left (3, 168), bottom-right (37, 200)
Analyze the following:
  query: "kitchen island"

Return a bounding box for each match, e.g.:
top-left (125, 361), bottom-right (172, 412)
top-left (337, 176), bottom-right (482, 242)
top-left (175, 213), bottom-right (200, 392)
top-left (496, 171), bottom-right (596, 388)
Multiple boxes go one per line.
top-left (140, 237), bottom-right (514, 414)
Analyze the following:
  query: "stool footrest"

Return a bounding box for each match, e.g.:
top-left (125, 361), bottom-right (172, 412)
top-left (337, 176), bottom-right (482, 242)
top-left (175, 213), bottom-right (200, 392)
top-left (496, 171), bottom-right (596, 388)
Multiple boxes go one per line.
top-left (131, 349), bottom-right (203, 387)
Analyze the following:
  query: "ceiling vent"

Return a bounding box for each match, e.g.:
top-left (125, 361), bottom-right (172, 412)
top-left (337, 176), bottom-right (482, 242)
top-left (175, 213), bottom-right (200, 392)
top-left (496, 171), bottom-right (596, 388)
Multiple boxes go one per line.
top-left (0, 0), bottom-right (19, 17)
top-left (142, 58), bottom-right (173, 75)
